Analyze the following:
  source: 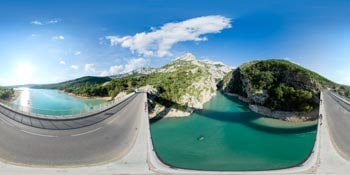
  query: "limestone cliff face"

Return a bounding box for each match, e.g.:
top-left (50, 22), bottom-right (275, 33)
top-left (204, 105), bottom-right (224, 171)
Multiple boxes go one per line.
top-left (147, 53), bottom-right (232, 119)
top-left (222, 59), bottom-right (333, 114)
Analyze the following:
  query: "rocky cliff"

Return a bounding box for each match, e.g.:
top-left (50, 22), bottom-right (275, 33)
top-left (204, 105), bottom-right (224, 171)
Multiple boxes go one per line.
top-left (222, 59), bottom-right (334, 119)
top-left (147, 53), bottom-right (232, 118)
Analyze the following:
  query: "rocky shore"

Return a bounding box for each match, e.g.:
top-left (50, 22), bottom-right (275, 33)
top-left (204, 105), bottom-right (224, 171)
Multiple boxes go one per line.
top-left (62, 91), bottom-right (111, 101)
top-left (146, 82), bottom-right (216, 119)
top-left (225, 92), bottom-right (318, 122)
top-left (148, 104), bottom-right (193, 119)
top-left (249, 104), bottom-right (318, 122)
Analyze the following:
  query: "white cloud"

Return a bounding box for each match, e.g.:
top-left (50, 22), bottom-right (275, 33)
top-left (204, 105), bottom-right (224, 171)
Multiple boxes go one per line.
top-left (109, 65), bottom-right (124, 75)
top-left (74, 51), bottom-right (81, 55)
top-left (106, 15), bottom-right (231, 57)
top-left (52, 35), bottom-right (64, 40)
top-left (101, 58), bottom-right (147, 76)
top-left (31, 19), bottom-right (60, 25)
top-left (47, 19), bottom-right (60, 24)
top-left (31, 20), bottom-right (43, 25)
top-left (59, 60), bottom-right (66, 65)
top-left (100, 70), bottom-right (109, 77)
top-left (70, 65), bottom-right (79, 70)
top-left (85, 64), bottom-right (96, 73)
top-left (123, 58), bottom-right (147, 73)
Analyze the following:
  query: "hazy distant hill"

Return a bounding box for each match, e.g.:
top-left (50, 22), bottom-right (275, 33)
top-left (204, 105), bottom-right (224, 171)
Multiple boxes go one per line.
top-left (109, 67), bottom-right (157, 79)
top-left (32, 76), bottom-right (112, 90)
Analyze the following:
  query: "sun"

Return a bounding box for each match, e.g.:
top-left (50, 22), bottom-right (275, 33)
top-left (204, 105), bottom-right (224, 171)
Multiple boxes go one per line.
top-left (16, 62), bottom-right (34, 84)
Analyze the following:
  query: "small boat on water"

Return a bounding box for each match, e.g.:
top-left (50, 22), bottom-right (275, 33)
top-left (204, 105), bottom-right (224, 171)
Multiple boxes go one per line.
top-left (197, 135), bottom-right (204, 141)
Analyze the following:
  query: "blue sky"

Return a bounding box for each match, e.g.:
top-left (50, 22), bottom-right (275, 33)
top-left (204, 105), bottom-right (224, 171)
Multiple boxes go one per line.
top-left (0, 0), bottom-right (350, 85)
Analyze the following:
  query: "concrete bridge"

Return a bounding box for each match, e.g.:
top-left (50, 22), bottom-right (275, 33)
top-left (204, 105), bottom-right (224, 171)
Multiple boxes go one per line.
top-left (0, 91), bottom-right (348, 174)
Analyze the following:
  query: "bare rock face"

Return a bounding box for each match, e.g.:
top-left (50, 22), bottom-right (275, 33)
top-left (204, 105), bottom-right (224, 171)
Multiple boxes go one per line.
top-left (180, 76), bottom-right (217, 109)
top-left (114, 91), bottom-right (127, 99)
top-left (250, 90), bottom-right (269, 105)
top-left (282, 72), bottom-right (321, 93)
top-left (147, 53), bottom-right (233, 119)
top-left (249, 104), bottom-right (318, 122)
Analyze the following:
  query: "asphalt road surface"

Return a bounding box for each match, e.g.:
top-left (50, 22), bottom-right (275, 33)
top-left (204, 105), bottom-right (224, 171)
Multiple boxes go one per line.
top-left (323, 91), bottom-right (350, 159)
top-left (0, 94), bottom-right (137, 130)
top-left (0, 92), bottom-right (145, 166)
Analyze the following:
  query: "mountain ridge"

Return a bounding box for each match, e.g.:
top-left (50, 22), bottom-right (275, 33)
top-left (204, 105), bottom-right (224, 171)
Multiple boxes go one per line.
top-left (30, 53), bottom-right (232, 118)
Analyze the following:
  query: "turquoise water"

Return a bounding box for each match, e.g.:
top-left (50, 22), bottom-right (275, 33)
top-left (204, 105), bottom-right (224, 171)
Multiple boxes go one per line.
top-left (12, 88), bottom-right (106, 116)
top-left (150, 92), bottom-right (317, 171)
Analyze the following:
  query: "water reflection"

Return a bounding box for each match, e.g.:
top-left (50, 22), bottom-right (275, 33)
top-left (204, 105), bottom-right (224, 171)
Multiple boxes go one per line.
top-left (11, 88), bottom-right (106, 116)
top-left (16, 87), bottom-right (31, 113)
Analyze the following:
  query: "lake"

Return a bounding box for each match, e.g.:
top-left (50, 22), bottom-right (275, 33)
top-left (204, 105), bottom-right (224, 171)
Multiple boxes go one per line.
top-left (11, 88), bottom-right (106, 116)
top-left (150, 91), bottom-right (317, 171)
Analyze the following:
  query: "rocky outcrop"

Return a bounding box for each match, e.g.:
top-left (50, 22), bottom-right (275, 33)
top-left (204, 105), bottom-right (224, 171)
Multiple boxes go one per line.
top-left (249, 104), bottom-right (318, 122)
top-left (225, 92), bottom-right (249, 103)
top-left (147, 53), bottom-right (232, 119)
top-left (222, 59), bottom-right (334, 121)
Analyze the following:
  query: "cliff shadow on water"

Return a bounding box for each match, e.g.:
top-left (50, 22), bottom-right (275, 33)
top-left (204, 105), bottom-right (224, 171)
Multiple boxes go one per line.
top-left (150, 92), bottom-right (318, 135)
top-left (148, 95), bottom-right (191, 123)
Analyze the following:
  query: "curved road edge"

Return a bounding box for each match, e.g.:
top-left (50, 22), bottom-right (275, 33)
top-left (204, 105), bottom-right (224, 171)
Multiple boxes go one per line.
top-left (0, 92), bottom-right (135, 121)
top-left (322, 91), bottom-right (350, 160)
top-left (0, 93), bottom-right (137, 130)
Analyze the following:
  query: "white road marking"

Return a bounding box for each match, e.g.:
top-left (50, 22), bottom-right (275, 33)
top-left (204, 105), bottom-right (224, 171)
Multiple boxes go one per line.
top-left (71, 127), bottom-right (102, 137)
top-left (20, 130), bottom-right (58, 138)
top-left (0, 117), bottom-right (15, 127)
top-left (108, 115), bottom-right (119, 124)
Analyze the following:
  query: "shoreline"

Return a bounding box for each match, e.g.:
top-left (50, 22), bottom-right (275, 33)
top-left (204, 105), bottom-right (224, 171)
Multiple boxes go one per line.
top-left (224, 91), bottom-right (318, 122)
top-left (11, 90), bottom-right (21, 102)
top-left (0, 90), bottom-right (21, 105)
top-left (59, 90), bottom-right (111, 101)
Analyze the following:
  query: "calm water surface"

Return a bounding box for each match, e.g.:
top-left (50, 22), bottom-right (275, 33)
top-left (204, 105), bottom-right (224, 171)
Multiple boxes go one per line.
top-left (150, 92), bottom-right (317, 171)
top-left (12, 88), bottom-right (106, 116)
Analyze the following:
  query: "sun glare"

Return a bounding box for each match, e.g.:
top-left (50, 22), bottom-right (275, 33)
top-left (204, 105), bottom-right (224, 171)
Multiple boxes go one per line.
top-left (15, 62), bottom-right (34, 84)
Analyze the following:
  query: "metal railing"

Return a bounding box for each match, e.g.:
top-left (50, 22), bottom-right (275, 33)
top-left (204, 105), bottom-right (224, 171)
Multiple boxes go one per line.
top-left (0, 92), bottom-right (135, 119)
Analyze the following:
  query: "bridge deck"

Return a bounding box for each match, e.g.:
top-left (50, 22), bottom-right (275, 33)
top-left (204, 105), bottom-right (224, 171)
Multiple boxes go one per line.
top-left (0, 92), bottom-right (146, 166)
top-left (0, 93), bottom-right (136, 130)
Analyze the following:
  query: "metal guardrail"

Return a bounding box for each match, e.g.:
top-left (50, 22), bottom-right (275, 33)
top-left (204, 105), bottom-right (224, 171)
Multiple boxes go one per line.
top-left (0, 92), bottom-right (135, 120)
top-left (0, 93), bottom-right (138, 130)
top-left (330, 91), bottom-right (350, 105)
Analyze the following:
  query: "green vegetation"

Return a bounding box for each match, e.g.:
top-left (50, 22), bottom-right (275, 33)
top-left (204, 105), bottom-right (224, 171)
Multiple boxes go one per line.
top-left (104, 63), bottom-right (205, 107)
top-left (224, 59), bottom-right (336, 112)
top-left (32, 76), bottom-right (111, 97)
top-left (33, 76), bottom-right (111, 90)
top-left (0, 87), bottom-right (14, 100)
top-left (268, 83), bottom-right (314, 112)
top-left (334, 85), bottom-right (350, 100)
top-left (64, 83), bottom-right (109, 97)
top-left (35, 60), bottom-right (208, 110)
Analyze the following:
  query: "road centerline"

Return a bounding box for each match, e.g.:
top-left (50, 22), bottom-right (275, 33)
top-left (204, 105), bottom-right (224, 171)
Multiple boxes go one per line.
top-left (71, 127), bottom-right (102, 137)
